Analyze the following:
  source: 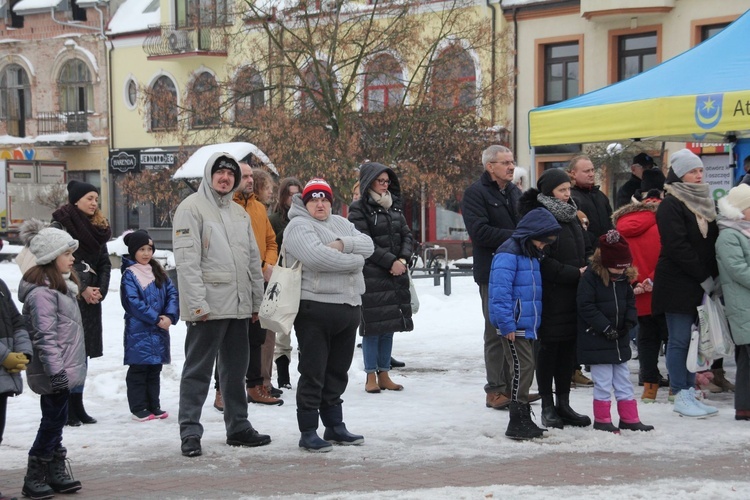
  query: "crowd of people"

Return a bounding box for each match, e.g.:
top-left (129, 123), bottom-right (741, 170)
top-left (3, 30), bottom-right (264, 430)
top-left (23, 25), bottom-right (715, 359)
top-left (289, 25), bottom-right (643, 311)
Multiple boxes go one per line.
top-left (2, 143), bottom-right (750, 497)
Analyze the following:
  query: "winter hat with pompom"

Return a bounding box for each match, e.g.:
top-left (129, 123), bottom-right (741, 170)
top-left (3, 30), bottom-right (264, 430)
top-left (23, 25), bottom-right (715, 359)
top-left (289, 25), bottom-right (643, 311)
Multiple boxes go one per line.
top-left (21, 220), bottom-right (79, 265)
top-left (599, 230), bottom-right (632, 269)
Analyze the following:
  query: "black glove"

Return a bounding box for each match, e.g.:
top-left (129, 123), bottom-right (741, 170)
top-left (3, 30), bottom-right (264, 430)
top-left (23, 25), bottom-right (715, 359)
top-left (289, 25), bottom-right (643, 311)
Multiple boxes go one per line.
top-left (603, 325), bottom-right (619, 341)
top-left (50, 371), bottom-right (69, 393)
top-left (617, 327), bottom-right (630, 338)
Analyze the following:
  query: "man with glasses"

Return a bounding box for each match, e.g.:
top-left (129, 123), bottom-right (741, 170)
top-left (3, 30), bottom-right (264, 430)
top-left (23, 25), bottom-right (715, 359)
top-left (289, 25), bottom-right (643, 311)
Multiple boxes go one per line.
top-left (462, 145), bottom-right (523, 410)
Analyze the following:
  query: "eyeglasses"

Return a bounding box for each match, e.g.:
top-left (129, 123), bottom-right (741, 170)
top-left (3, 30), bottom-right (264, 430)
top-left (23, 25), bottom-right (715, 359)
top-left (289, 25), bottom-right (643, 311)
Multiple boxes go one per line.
top-left (375, 178), bottom-right (391, 186)
top-left (490, 160), bottom-right (516, 167)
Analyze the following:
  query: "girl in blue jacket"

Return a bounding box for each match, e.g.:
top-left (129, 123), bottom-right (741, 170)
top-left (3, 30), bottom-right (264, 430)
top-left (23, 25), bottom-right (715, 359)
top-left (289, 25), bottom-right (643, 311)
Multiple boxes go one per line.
top-left (121, 230), bottom-right (179, 422)
top-left (489, 207), bottom-right (560, 440)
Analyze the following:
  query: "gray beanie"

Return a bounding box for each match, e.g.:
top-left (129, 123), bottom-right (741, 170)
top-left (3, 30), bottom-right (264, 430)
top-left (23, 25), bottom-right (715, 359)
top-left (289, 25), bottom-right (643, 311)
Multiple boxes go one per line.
top-left (670, 149), bottom-right (703, 179)
top-left (29, 227), bottom-right (79, 265)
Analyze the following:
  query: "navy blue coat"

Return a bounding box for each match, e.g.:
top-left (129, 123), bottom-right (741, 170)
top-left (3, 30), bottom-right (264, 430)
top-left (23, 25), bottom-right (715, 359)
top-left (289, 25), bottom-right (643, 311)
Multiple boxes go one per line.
top-left (576, 265), bottom-right (637, 365)
top-left (489, 208), bottom-right (561, 339)
top-left (120, 257), bottom-right (179, 365)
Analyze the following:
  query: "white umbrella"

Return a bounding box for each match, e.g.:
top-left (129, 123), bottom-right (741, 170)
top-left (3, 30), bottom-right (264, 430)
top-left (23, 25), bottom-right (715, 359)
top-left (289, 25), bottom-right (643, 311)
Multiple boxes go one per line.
top-left (172, 142), bottom-right (277, 179)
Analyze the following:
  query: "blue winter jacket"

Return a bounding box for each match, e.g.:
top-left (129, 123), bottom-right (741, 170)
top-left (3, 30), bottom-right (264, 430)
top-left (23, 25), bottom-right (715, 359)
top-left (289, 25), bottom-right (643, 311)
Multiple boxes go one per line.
top-left (120, 256), bottom-right (179, 365)
top-left (489, 208), bottom-right (561, 339)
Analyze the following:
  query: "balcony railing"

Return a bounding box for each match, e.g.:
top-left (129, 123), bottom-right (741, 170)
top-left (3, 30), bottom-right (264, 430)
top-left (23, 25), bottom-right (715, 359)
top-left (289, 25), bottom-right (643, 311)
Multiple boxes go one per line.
top-left (37, 112), bottom-right (89, 134)
top-left (143, 24), bottom-right (228, 57)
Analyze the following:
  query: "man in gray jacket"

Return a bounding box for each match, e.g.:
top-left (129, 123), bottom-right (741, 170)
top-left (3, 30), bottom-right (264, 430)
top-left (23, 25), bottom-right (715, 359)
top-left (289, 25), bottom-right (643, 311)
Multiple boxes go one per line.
top-left (173, 152), bottom-right (268, 457)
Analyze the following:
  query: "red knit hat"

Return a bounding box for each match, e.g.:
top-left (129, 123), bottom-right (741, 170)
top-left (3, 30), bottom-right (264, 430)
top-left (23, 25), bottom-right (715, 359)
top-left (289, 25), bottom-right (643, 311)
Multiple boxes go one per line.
top-left (599, 230), bottom-right (632, 269)
top-left (302, 178), bottom-right (333, 204)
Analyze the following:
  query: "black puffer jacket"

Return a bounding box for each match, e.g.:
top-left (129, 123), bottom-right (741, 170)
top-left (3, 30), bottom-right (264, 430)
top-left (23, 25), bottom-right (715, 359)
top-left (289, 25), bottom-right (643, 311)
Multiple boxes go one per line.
top-left (461, 172), bottom-right (521, 284)
top-left (577, 261), bottom-right (637, 366)
top-left (519, 190), bottom-right (588, 342)
top-left (348, 162), bottom-right (414, 336)
top-left (570, 185), bottom-right (613, 248)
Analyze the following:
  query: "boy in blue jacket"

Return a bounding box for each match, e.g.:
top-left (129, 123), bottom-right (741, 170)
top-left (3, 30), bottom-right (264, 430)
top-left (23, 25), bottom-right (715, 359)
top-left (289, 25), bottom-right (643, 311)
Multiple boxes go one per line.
top-left (489, 207), bottom-right (561, 440)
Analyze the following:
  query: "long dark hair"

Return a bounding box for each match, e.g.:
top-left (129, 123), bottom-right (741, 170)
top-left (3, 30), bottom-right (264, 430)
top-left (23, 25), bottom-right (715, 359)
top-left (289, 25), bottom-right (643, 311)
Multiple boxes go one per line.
top-left (272, 177), bottom-right (303, 218)
top-left (23, 261), bottom-right (80, 296)
top-left (149, 258), bottom-right (167, 288)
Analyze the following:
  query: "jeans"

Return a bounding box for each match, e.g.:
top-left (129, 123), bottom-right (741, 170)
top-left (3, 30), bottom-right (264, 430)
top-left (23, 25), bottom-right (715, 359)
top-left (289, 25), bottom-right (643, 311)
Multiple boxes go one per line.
top-left (665, 312), bottom-right (696, 393)
top-left (30, 391), bottom-right (68, 458)
top-left (362, 333), bottom-right (394, 373)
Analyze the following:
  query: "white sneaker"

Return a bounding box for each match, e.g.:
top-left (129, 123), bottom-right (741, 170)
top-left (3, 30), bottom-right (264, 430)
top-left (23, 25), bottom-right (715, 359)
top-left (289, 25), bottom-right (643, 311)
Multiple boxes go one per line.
top-left (673, 389), bottom-right (711, 418)
top-left (688, 387), bottom-right (718, 416)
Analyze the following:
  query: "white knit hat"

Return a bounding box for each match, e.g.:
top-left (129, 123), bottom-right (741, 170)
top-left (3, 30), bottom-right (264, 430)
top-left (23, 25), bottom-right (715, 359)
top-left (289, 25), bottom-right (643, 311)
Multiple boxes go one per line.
top-left (719, 184), bottom-right (750, 220)
top-left (669, 149), bottom-right (703, 179)
top-left (29, 227), bottom-right (79, 265)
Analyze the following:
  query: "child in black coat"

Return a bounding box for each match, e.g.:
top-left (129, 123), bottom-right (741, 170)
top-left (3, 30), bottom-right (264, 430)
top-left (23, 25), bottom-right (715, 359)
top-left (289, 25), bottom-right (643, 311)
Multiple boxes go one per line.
top-left (577, 230), bottom-right (653, 433)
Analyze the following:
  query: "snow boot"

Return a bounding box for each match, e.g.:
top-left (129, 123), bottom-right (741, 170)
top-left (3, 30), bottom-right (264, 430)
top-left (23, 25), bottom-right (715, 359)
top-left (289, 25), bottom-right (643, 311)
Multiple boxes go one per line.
top-left (320, 405), bottom-right (364, 445)
top-left (70, 392), bottom-right (97, 424)
top-left (377, 370), bottom-right (403, 391)
top-left (593, 399), bottom-right (620, 433)
top-left (616, 399), bottom-right (654, 432)
top-left (505, 402), bottom-right (544, 440)
top-left (22, 455), bottom-right (54, 500)
top-left (213, 389), bottom-right (224, 412)
top-left (556, 393), bottom-right (591, 427)
top-left (365, 373), bottom-right (381, 393)
top-left (47, 447), bottom-right (82, 493)
top-left (297, 409), bottom-right (332, 453)
top-left (276, 355), bottom-right (292, 389)
top-left (712, 368), bottom-right (735, 392)
top-left (641, 382), bottom-right (659, 403)
top-left (540, 394), bottom-right (563, 429)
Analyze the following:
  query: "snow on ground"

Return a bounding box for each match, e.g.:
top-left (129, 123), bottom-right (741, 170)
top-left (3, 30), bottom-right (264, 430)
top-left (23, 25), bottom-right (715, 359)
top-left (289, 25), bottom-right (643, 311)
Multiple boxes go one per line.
top-left (1, 259), bottom-right (750, 498)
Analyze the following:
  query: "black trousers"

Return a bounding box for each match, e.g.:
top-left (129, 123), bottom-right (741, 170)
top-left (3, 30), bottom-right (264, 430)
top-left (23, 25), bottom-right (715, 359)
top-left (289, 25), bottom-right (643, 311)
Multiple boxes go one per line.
top-left (214, 317), bottom-right (266, 390)
top-left (294, 300), bottom-right (360, 412)
top-left (0, 393), bottom-right (7, 444)
top-left (638, 314), bottom-right (668, 384)
top-left (536, 338), bottom-right (577, 396)
top-left (30, 391), bottom-right (68, 458)
top-left (126, 364), bottom-right (163, 413)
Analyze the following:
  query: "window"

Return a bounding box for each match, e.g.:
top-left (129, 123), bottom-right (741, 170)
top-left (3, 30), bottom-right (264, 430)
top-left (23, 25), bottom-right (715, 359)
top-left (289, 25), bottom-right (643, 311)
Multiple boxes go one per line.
top-left (150, 76), bottom-right (178, 131)
top-left (701, 23), bottom-right (729, 41)
top-left (9, 0), bottom-right (24, 28)
top-left (618, 32), bottom-right (657, 81)
top-left (125, 79), bottom-right (138, 108)
top-left (431, 46), bottom-right (476, 109)
top-left (363, 54), bottom-right (404, 112)
top-left (189, 72), bottom-right (219, 129)
top-left (234, 67), bottom-right (264, 126)
top-left (299, 62), bottom-right (333, 113)
top-left (71, 0), bottom-right (87, 21)
top-left (0, 64), bottom-right (31, 137)
top-left (59, 59), bottom-right (93, 132)
top-left (544, 43), bottom-right (579, 105)
top-left (175, 0), bottom-right (228, 28)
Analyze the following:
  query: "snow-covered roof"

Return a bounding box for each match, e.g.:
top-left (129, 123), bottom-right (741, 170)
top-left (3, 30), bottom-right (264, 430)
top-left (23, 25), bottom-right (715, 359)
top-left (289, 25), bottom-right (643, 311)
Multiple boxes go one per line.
top-left (107, 0), bottom-right (160, 35)
top-left (13, 0), bottom-right (64, 14)
top-left (173, 142), bottom-right (277, 179)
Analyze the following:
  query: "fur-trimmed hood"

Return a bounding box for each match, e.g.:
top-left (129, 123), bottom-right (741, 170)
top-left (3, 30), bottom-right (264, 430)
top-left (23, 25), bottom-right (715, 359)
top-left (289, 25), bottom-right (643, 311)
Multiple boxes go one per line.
top-left (611, 199), bottom-right (659, 225)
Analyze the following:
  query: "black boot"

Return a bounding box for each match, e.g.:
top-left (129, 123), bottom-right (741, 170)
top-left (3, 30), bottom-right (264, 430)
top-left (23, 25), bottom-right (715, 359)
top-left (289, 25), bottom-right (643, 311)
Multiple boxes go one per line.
top-left (47, 447), bottom-right (82, 493)
top-left (556, 393), bottom-right (591, 427)
top-left (22, 455), bottom-right (54, 500)
top-left (505, 402), bottom-right (544, 440)
top-left (320, 405), bottom-right (364, 445)
top-left (66, 394), bottom-right (81, 427)
top-left (276, 355), bottom-right (292, 389)
top-left (390, 357), bottom-right (406, 368)
top-left (70, 393), bottom-right (97, 424)
top-left (541, 395), bottom-right (564, 429)
top-left (297, 409), bottom-right (332, 452)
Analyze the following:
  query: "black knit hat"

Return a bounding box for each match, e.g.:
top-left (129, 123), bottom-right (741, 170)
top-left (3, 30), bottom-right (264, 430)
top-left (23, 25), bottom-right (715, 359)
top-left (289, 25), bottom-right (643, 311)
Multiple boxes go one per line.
top-left (537, 168), bottom-right (571, 196)
top-left (124, 230), bottom-right (154, 257)
top-left (211, 155), bottom-right (240, 177)
top-left (67, 180), bottom-right (99, 205)
top-left (640, 168), bottom-right (666, 194)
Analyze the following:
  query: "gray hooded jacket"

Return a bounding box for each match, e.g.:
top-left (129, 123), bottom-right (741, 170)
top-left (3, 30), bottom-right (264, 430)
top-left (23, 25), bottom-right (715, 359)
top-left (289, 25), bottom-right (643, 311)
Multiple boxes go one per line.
top-left (172, 152), bottom-right (265, 322)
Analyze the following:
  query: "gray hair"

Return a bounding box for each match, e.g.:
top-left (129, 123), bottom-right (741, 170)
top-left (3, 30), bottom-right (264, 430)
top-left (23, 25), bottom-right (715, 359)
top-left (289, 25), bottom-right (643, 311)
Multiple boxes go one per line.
top-left (482, 145), bottom-right (512, 167)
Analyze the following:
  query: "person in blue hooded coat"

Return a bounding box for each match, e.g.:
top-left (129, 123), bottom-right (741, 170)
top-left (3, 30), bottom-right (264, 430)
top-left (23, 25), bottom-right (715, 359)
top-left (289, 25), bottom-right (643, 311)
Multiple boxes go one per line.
top-left (489, 207), bottom-right (561, 440)
top-left (120, 230), bottom-right (179, 422)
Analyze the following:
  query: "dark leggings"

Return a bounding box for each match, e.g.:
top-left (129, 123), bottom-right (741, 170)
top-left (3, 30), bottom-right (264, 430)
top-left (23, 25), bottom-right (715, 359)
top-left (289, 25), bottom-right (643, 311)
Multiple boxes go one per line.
top-left (0, 393), bottom-right (7, 444)
top-left (536, 339), bottom-right (577, 396)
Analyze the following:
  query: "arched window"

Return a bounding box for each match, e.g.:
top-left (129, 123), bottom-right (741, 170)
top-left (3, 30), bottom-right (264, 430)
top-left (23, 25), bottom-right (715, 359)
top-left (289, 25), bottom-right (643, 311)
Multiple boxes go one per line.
top-left (431, 46), bottom-right (476, 109)
top-left (300, 61), bottom-right (336, 113)
top-left (189, 71), bottom-right (219, 129)
top-left (59, 59), bottom-right (93, 132)
top-left (0, 64), bottom-right (31, 137)
top-left (234, 67), bottom-right (264, 126)
top-left (364, 54), bottom-right (404, 112)
top-left (150, 76), bottom-right (178, 131)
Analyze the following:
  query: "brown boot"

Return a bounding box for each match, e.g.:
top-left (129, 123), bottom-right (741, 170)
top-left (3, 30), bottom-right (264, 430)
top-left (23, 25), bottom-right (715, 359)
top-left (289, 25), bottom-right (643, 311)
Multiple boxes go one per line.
top-left (377, 371), bottom-right (403, 391)
top-left (247, 385), bottom-right (283, 406)
top-left (571, 369), bottom-right (594, 388)
top-left (712, 368), bottom-right (736, 392)
top-left (641, 382), bottom-right (659, 403)
top-left (486, 392), bottom-right (511, 410)
top-left (213, 389), bottom-right (224, 412)
top-left (365, 373), bottom-right (381, 393)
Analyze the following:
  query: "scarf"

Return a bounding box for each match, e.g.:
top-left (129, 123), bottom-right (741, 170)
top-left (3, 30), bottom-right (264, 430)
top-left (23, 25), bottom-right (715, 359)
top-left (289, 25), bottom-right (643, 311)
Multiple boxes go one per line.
top-left (129, 263), bottom-right (155, 290)
top-left (536, 193), bottom-right (578, 223)
top-left (53, 204), bottom-right (112, 255)
top-left (369, 189), bottom-right (393, 210)
top-left (664, 183), bottom-right (716, 238)
top-left (717, 216), bottom-right (750, 240)
top-left (63, 272), bottom-right (79, 296)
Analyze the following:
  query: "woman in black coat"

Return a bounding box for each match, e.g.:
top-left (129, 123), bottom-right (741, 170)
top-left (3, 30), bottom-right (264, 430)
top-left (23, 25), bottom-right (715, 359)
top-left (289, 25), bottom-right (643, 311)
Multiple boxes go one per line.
top-left (518, 168), bottom-right (591, 429)
top-left (348, 162), bottom-right (414, 394)
top-left (52, 180), bottom-right (112, 426)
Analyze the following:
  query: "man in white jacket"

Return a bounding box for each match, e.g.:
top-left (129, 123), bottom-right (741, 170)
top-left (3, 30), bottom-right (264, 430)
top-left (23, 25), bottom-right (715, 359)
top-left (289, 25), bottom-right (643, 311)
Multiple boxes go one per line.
top-left (173, 152), bottom-right (268, 457)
